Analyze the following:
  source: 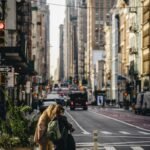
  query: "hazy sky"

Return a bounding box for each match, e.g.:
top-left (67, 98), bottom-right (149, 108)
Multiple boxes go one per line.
top-left (47, 0), bottom-right (66, 76)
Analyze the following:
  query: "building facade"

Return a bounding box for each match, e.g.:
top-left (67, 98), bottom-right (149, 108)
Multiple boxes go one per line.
top-left (0, 0), bottom-right (50, 111)
top-left (141, 0), bottom-right (150, 91)
top-left (59, 24), bottom-right (64, 81)
top-left (87, 0), bottom-right (116, 91)
top-left (77, 0), bottom-right (87, 85)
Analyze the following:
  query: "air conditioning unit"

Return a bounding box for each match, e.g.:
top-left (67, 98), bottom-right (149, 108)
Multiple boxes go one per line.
top-left (129, 7), bottom-right (137, 13)
top-left (129, 47), bottom-right (138, 55)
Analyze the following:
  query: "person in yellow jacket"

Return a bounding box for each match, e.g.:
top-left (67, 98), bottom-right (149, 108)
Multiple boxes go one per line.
top-left (34, 104), bottom-right (56, 150)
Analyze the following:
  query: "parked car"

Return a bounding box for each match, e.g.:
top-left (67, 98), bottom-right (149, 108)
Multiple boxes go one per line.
top-left (135, 91), bottom-right (150, 115)
top-left (142, 91), bottom-right (150, 115)
top-left (134, 92), bottom-right (144, 114)
top-left (68, 91), bottom-right (88, 110)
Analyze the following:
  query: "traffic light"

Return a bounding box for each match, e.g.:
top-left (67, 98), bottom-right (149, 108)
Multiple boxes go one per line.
top-left (0, 21), bottom-right (5, 30)
top-left (0, 21), bottom-right (5, 46)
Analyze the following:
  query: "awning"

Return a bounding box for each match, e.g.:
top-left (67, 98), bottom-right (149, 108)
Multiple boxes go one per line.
top-left (0, 47), bottom-right (37, 75)
top-left (0, 46), bottom-right (26, 62)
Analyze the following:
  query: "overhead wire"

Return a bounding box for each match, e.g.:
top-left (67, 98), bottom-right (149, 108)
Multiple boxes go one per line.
top-left (30, 0), bottom-right (149, 10)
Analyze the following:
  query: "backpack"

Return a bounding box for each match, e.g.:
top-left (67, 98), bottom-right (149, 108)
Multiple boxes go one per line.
top-left (67, 133), bottom-right (76, 150)
top-left (47, 117), bottom-right (62, 142)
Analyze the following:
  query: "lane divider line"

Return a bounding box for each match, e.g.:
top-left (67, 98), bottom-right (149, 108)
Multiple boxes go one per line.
top-left (66, 111), bottom-right (91, 135)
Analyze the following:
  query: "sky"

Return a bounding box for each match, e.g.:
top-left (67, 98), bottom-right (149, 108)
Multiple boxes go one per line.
top-left (47, 0), bottom-right (66, 77)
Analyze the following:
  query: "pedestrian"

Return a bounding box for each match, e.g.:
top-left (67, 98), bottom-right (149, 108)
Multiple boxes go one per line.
top-left (34, 104), bottom-right (56, 150)
top-left (48, 104), bottom-right (75, 150)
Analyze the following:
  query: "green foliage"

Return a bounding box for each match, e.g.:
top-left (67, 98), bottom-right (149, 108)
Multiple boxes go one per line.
top-left (0, 134), bottom-right (21, 149)
top-left (0, 133), bottom-right (12, 149)
top-left (0, 97), bottom-right (37, 148)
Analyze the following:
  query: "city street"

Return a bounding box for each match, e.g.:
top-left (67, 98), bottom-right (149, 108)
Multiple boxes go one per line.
top-left (64, 106), bottom-right (150, 150)
top-left (0, 0), bottom-right (150, 149)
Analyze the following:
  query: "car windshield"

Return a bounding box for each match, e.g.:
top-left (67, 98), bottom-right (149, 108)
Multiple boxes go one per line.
top-left (69, 93), bottom-right (87, 100)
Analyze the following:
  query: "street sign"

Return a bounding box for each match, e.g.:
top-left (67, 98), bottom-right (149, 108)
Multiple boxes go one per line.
top-left (0, 67), bottom-right (12, 72)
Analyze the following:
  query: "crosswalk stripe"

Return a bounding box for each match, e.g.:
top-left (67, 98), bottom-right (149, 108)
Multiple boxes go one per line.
top-left (76, 148), bottom-right (90, 150)
top-left (139, 131), bottom-right (150, 135)
top-left (131, 147), bottom-right (144, 150)
top-left (101, 131), bottom-right (112, 135)
top-left (119, 131), bottom-right (130, 135)
top-left (33, 145), bottom-right (146, 150)
top-left (104, 146), bottom-right (116, 150)
top-left (76, 142), bottom-right (95, 147)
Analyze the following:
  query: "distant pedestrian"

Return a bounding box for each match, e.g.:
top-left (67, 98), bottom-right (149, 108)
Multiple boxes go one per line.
top-left (34, 104), bottom-right (56, 150)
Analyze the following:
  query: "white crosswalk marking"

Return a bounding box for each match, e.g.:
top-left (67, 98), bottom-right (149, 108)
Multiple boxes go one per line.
top-left (139, 131), bottom-right (150, 135)
top-left (77, 148), bottom-right (90, 150)
top-left (101, 131), bottom-right (113, 135)
top-left (131, 146), bottom-right (144, 150)
top-left (76, 142), bottom-right (95, 147)
top-left (119, 131), bottom-right (130, 135)
top-left (104, 146), bottom-right (116, 150)
top-left (34, 145), bottom-right (146, 150)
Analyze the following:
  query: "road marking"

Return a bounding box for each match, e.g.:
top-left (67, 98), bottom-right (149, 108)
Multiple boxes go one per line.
top-left (101, 131), bottom-right (113, 135)
top-left (76, 142), bottom-right (95, 146)
top-left (119, 131), bottom-right (130, 135)
top-left (73, 134), bottom-right (91, 137)
top-left (139, 131), bottom-right (150, 135)
top-left (66, 111), bottom-right (91, 135)
top-left (89, 109), bottom-right (150, 132)
top-left (102, 140), bottom-right (150, 145)
top-left (76, 148), bottom-right (91, 150)
top-left (131, 147), bottom-right (144, 150)
top-left (104, 146), bottom-right (116, 150)
top-left (33, 145), bottom-right (147, 150)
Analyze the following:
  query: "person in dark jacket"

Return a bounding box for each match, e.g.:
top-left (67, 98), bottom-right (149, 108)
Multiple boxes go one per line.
top-left (51, 105), bottom-right (75, 150)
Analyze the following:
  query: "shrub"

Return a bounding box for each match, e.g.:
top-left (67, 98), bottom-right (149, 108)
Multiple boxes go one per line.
top-left (0, 101), bottom-right (37, 148)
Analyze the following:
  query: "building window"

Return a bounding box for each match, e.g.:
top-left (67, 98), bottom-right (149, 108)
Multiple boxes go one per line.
top-left (143, 36), bottom-right (150, 48)
top-left (143, 61), bottom-right (150, 74)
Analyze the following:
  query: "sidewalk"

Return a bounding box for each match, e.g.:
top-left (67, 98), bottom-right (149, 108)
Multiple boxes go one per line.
top-left (90, 105), bottom-right (150, 131)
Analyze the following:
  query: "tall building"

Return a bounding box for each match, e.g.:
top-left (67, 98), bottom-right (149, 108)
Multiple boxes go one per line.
top-left (64, 0), bottom-right (78, 81)
top-left (31, 0), bottom-right (50, 82)
top-left (87, 0), bottom-right (116, 90)
top-left (45, 5), bottom-right (50, 81)
top-left (111, 9), bottom-right (119, 102)
top-left (59, 24), bottom-right (64, 81)
top-left (104, 22), bottom-right (112, 100)
top-left (141, 0), bottom-right (150, 90)
top-left (77, 0), bottom-right (87, 85)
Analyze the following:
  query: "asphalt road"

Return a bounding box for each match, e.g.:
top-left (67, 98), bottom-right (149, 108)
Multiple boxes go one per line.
top-left (65, 106), bottom-right (150, 150)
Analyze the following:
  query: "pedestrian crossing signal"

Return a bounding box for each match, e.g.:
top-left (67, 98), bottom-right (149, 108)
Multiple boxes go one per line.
top-left (0, 22), bottom-right (5, 46)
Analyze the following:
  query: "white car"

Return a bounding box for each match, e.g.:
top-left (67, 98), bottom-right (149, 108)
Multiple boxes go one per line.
top-left (39, 99), bottom-right (57, 113)
top-left (142, 91), bottom-right (150, 115)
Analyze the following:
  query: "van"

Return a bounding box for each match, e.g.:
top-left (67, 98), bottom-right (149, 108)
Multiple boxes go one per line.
top-left (134, 92), bottom-right (144, 114)
top-left (142, 91), bottom-right (150, 115)
top-left (68, 91), bottom-right (88, 110)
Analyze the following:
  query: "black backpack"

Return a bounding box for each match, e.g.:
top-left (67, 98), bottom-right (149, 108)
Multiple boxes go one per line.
top-left (67, 133), bottom-right (76, 150)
